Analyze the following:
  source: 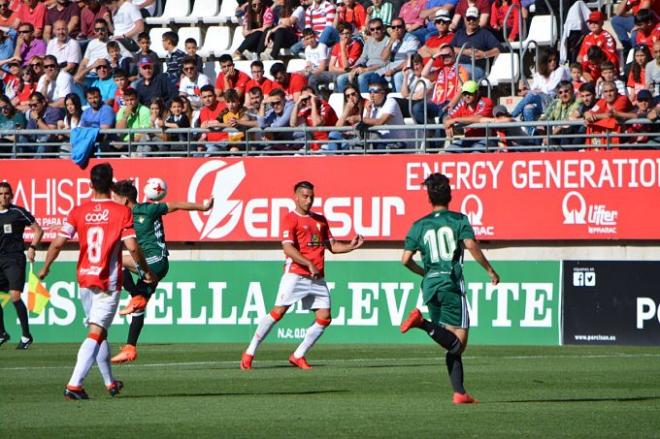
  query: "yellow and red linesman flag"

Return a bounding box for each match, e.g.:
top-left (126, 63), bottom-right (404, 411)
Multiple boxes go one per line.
top-left (0, 291), bottom-right (9, 308)
top-left (27, 265), bottom-right (50, 315)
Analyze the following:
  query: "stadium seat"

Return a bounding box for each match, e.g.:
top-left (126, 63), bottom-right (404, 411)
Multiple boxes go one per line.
top-left (146, 0), bottom-right (191, 25)
top-left (177, 27), bottom-right (202, 52)
top-left (509, 15), bottom-right (557, 49)
top-left (198, 26), bottom-right (231, 57)
top-left (205, 61), bottom-right (219, 80)
top-left (221, 27), bottom-right (245, 55)
top-left (203, 0), bottom-right (240, 24)
top-left (286, 58), bottom-right (307, 73)
top-left (328, 93), bottom-right (344, 117)
top-left (486, 53), bottom-right (520, 86)
top-left (234, 60), bottom-right (252, 76)
top-left (149, 27), bottom-right (172, 58)
top-left (261, 60), bottom-right (279, 80)
top-left (173, 0), bottom-right (220, 24)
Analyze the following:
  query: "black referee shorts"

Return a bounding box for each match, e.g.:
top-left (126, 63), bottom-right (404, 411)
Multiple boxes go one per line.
top-left (0, 253), bottom-right (27, 292)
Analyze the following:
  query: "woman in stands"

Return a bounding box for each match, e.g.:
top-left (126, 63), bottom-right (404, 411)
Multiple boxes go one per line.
top-left (234, 0), bottom-right (272, 61)
top-left (626, 45), bottom-right (652, 103)
top-left (326, 84), bottom-right (365, 151)
top-left (260, 0), bottom-right (304, 60)
top-left (511, 48), bottom-right (569, 133)
top-left (13, 66), bottom-right (38, 112)
top-left (58, 93), bottom-right (83, 157)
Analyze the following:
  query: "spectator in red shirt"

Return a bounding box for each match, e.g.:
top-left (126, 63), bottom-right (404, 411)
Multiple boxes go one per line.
top-left (0, 0), bottom-right (19, 30)
top-left (245, 60), bottom-right (281, 96)
top-left (582, 45), bottom-right (607, 83)
top-left (612, 0), bottom-right (657, 56)
top-left (335, 0), bottom-right (367, 32)
top-left (585, 80), bottom-right (634, 147)
top-left (577, 11), bottom-right (618, 68)
top-left (270, 61), bottom-right (308, 101)
top-left (79, 0), bottom-right (113, 39)
top-left (634, 9), bottom-right (660, 54)
top-left (418, 9), bottom-right (454, 69)
top-left (290, 85), bottom-right (338, 150)
top-left (444, 79), bottom-right (494, 150)
top-left (196, 84), bottom-right (228, 155)
top-left (308, 22), bottom-right (362, 92)
top-left (215, 54), bottom-right (251, 102)
top-left (627, 45), bottom-right (652, 102)
top-left (489, 0), bottom-right (521, 43)
top-left (16, 0), bottom-right (46, 38)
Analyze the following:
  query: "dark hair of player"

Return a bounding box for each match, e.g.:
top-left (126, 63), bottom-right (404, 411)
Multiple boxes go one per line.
top-left (0, 181), bottom-right (13, 196)
top-left (294, 181), bottom-right (314, 192)
top-left (112, 179), bottom-right (138, 204)
top-left (423, 173), bottom-right (451, 206)
top-left (90, 163), bottom-right (114, 194)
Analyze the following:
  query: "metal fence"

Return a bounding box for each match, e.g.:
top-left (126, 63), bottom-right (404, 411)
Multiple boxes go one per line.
top-left (0, 119), bottom-right (657, 158)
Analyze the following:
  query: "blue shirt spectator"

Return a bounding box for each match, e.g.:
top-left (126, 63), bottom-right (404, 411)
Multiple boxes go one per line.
top-left (0, 30), bottom-right (15, 72)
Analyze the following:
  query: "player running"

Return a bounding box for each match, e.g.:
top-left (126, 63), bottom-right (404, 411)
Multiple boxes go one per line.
top-left (0, 182), bottom-right (43, 349)
top-left (109, 180), bottom-right (213, 364)
top-left (39, 163), bottom-right (155, 400)
top-left (241, 180), bottom-right (364, 370)
top-left (399, 173), bottom-right (499, 404)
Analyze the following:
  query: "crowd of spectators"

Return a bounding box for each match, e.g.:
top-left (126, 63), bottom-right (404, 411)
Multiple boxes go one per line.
top-left (0, 0), bottom-right (658, 156)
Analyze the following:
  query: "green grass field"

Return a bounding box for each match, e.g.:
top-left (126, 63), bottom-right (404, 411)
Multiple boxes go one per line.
top-left (1, 343), bottom-right (659, 438)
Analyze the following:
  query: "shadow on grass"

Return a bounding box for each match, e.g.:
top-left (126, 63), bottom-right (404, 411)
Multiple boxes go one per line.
top-left (122, 389), bottom-right (349, 399)
top-left (496, 395), bottom-right (660, 404)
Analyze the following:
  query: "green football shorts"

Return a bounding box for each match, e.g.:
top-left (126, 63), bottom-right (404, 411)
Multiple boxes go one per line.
top-left (424, 286), bottom-right (469, 329)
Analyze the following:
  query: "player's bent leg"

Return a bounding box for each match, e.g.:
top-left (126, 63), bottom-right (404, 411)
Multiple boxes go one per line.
top-left (290, 309), bottom-right (332, 369)
top-left (444, 326), bottom-right (477, 404)
top-left (10, 290), bottom-right (32, 349)
top-left (242, 306), bottom-right (288, 370)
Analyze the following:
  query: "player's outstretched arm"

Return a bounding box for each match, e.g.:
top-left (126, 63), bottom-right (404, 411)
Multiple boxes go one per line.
top-left (463, 238), bottom-right (499, 285)
top-left (283, 242), bottom-right (320, 279)
top-left (328, 234), bottom-right (364, 254)
top-left (38, 235), bottom-right (68, 280)
top-left (124, 237), bottom-right (158, 284)
top-left (401, 249), bottom-right (425, 277)
top-left (166, 197), bottom-right (214, 213)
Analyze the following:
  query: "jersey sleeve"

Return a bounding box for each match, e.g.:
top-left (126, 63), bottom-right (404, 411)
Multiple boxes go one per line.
top-left (403, 222), bottom-right (420, 252)
top-left (281, 213), bottom-right (296, 244)
top-left (120, 207), bottom-right (136, 241)
top-left (321, 216), bottom-right (335, 244)
top-left (17, 206), bottom-right (36, 225)
top-left (458, 214), bottom-right (476, 241)
top-left (148, 202), bottom-right (169, 217)
top-left (60, 209), bottom-right (78, 239)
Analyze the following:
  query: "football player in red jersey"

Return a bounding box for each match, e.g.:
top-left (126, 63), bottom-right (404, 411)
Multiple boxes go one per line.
top-left (39, 163), bottom-right (155, 400)
top-left (241, 181), bottom-right (364, 370)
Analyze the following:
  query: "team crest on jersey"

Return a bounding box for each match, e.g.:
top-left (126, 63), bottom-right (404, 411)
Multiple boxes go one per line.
top-left (137, 216), bottom-right (145, 223)
top-left (308, 234), bottom-right (323, 247)
top-left (283, 230), bottom-right (289, 238)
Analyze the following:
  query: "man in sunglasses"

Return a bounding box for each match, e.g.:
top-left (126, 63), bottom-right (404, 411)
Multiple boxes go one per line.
top-left (337, 18), bottom-right (389, 93)
top-left (360, 80), bottom-right (411, 149)
top-left (76, 18), bottom-right (128, 83)
top-left (13, 22), bottom-right (46, 67)
top-left (444, 80), bottom-right (493, 150)
top-left (450, 6), bottom-right (500, 81)
top-left (178, 56), bottom-right (211, 111)
top-left (79, 0), bottom-right (113, 40)
top-left (15, 0), bottom-right (47, 39)
top-left (382, 17), bottom-right (421, 92)
top-left (19, 91), bottom-right (63, 157)
top-left (418, 9), bottom-right (455, 61)
top-left (36, 54), bottom-right (73, 108)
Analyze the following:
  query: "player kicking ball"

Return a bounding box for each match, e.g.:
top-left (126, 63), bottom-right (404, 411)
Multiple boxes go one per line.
top-left (241, 181), bottom-right (364, 370)
top-left (400, 173), bottom-right (499, 404)
top-left (109, 179), bottom-right (213, 364)
top-left (38, 163), bottom-right (156, 400)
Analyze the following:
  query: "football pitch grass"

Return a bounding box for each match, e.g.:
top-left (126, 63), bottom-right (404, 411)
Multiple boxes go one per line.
top-left (2, 344), bottom-right (660, 438)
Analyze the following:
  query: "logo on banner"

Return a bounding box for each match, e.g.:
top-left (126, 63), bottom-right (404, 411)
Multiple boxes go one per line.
top-left (460, 194), bottom-right (494, 236)
top-left (562, 191), bottom-right (618, 235)
top-left (573, 267), bottom-right (596, 287)
top-left (188, 161), bottom-right (246, 239)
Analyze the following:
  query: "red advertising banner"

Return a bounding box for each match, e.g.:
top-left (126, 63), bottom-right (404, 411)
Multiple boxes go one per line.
top-left (3, 151), bottom-right (660, 241)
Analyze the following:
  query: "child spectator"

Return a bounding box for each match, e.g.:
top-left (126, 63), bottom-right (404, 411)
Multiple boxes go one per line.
top-left (302, 27), bottom-right (329, 78)
top-left (162, 31), bottom-right (186, 87)
top-left (112, 68), bottom-right (130, 112)
top-left (596, 61), bottom-right (627, 98)
top-left (164, 96), bottom-right (191, 153)
top-left (582, 46), bottom-right (607, 83)
top-left (132, 32), bottom-right (161, 78)
top-left (570, 63), bottom-right (585, 93)
top-left (217, 89), bottom-right (250, 151)
top-left (107, 40), bottom-right (131, 73)
top-left (184, 38), bottom-right (204, 73)
top-left (577, 11), bottom-right (619, 67)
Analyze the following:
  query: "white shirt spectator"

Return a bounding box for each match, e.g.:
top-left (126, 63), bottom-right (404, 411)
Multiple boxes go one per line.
top-left (292, 6), bottom-right (306, 34)
top-left (132, 0), bottom-right (156, 15)
top-left (37, 71), bottom-right (73, 103)
top-left (179, 73), bottom-right (211, 110)
top-left (46, 38), bottom-right (82, 66)
top-left (365, 96), bottom-right (410, 140)
top-left (113, 2), bottom-right (143, 38)
top-left (304, 43), bottom-right (329, 70)
top-left (83, 39), bottom-right (131, 65)
top-left (530, 66), bottom-right (570, 95)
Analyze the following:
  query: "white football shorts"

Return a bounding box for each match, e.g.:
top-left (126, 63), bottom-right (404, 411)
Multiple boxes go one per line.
top-left (274, 273), bottom-right (330, 310)
top-left (80, 287), bottom-right (120, 330)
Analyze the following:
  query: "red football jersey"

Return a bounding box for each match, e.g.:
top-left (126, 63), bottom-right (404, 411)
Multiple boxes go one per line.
top-left (281, 210), bottom-right (334, 277)
top-left (59, 199), bottom-right (136, 291)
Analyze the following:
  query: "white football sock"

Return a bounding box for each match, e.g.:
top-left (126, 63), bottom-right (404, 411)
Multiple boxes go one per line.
top-left (245, 313), bottom-right (277, 356)
top-left (68, 337), bottom-right (101, 388)
top-left (96, 340), bottom-right (114, 386)
top-left (293, 322), bottom-right (327, 359)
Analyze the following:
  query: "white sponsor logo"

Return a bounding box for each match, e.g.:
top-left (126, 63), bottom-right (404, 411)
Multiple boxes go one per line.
top-left (562, 191), bottom-right (618, 234)
top-left (188, 161), bottom-right (245, 240)
top-left (84, 210), bottom-right (109, 223)
top-left (572, 267), bottom-right (596, 287)
top-left (460, 194), bottom-right (494, 236)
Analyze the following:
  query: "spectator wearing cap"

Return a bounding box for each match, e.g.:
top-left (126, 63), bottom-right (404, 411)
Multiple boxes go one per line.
top-left (489, 0), bottom-right (521, 43)
top-left (308, 22), bottom-right (363, 92)
top-left (361, 79), bottom-right (411, 149)
top-left (444, 80), bottom-right (494, 150)
top-left (419, 0), bottom-right (455, 42)
top-left (13, 22), bottom-right (46, 66)
top-left (536, 80), bottom-right (581, 147)
top-left (380, 17), bottom-right (420, 92)
top-left (106, 0), bottom-right (143, 52)
top-left (16, 0), bottom-right (47, 38)
top-left (633, 9), bottom-right (660, 54)
top-left (612, 0), bottom-right (654, 56)
top-left (418, 9), bottom-right (454, 63)
top-left (134, 55), bottom-right (177, 106)
top-left (89, 58), bottom-right (117, 105)
top-left (647, 40), bottom-right (660, 97)
top-left (577, 11), bottom-right (618, 68)
top-left (178, 56), bottom-right (211, 111)
top-left (0, 0), bottom-right (20, 31)
top-left (449, 0), bottom-right (489, 32)
top-left (270, 61), bottom-right (308, 101)
top-left (366, 0), bottom-right (393, 28)
top-left (43, 0), bottom-right (81, 42)
top-left (79, 0), bottom-right (113, 40)
top-left (46, 20), bottom-right (82, 74)
top-left (450, 7), bottom-right (500, 81)
top-left (629, 89), bottom-right (656, 144)
top-left (336, 18), bottom-right (389, 93)
top-left (398, 0), bottom-right (427, 43)
top-left (215, 54), bottom-right (251, 102)
top-left (244, 60), bottom-right (281, 98)
top-left (36, 54), bottom-right (73, 108)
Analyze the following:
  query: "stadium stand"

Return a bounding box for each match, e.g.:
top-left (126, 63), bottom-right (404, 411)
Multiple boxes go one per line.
top-left (174, 0), bottom-right (221, 25)
top-left (145, 0), bottom-right (191, 25)
top-left (198, 26), bottom-right (232, 57)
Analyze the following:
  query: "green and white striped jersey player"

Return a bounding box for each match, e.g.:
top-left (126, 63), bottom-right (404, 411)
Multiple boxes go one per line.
top-left (110, 179), bottom-right (213, 364)
top-left (400, 173), bottom-right (499, 405)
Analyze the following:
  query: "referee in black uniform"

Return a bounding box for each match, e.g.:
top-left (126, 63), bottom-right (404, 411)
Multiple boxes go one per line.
top-left (0, 182), bottom-right (43, 349)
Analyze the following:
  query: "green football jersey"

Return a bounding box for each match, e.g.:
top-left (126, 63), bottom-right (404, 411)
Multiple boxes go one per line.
top-left (132, 202), bottom-right (170, 262)
top-left (404, 209), bottom-right (475, 293)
